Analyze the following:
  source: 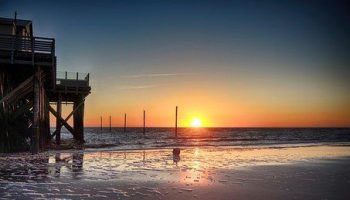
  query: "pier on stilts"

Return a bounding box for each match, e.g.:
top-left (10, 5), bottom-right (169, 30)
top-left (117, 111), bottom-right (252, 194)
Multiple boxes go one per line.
top-left (0, 16), bottom-right (91, 153)
top-left (48, 71), bottom-right (90, 145)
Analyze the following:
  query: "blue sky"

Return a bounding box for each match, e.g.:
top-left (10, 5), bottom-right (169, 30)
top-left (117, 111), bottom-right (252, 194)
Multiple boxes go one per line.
top-left (2, 0), bottom-right (349, 127)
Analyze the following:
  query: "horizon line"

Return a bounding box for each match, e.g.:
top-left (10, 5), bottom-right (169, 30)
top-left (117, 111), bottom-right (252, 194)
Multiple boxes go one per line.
top-left (75, 126), bottom-right (350, 129)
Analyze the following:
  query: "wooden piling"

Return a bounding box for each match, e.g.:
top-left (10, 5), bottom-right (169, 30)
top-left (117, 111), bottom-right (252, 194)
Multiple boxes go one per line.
top-left (124, 113), bottom-right (127, 134)
top-left (100, 116), bottom-right (102, 130)
top-left (31, 66), bottom-right (41, 154)
top-left (109, 116), bottom-right (112, 131)
top-left (55, 94), bottom-right (62, 145)
top-left (73, 97), bottom-right (85, 143)
top-left (143, 110), bottom-right (146, 136)
top-left (80, 100), bottom-right (85, 143)
top-left (175, 106), bottom-right (178, 138)
top-left (43, 93), bottom-right (51, 144)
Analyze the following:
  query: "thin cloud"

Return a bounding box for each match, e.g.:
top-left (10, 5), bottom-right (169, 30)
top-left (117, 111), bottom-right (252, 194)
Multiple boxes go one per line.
top-left (117, 85), bottom-right (158, 90)
top-left (121, 73), bottom-right (179, 78)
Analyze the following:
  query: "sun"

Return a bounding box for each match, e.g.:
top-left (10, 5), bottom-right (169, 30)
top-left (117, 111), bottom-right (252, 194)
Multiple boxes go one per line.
top-left (191, 118), bottom-right (202, 128)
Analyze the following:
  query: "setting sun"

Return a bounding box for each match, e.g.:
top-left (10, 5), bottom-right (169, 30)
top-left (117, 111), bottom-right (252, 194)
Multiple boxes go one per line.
top-left (191, 118), bottom-right (202, 128)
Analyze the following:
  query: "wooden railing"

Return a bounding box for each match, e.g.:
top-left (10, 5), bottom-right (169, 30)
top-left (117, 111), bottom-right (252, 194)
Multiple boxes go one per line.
top-left (56, 71), bottom-right (90, 87)
top-left (0, 34), bottom-right (55, 54)
top-left (0, 34), bottom-right (55, 65)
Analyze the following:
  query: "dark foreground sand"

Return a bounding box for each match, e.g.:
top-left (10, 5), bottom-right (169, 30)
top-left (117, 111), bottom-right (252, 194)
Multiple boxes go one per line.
top-left (1, 145), bottom-right (350, 199)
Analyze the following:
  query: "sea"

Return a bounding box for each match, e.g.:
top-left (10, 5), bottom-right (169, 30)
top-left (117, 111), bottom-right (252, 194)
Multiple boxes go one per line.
top-left (59, 128), bottom-right (350, 150)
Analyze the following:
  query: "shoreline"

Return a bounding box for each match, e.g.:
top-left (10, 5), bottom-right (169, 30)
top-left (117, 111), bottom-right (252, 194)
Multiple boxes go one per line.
top-left (2, 142), bottom-right (350, 157)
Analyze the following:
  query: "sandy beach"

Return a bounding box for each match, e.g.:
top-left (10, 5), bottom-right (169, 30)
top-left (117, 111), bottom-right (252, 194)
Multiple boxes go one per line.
top-left (1, 145), bottom-right (350, 199)
top-left (1, 1), bottom-right (350, 199)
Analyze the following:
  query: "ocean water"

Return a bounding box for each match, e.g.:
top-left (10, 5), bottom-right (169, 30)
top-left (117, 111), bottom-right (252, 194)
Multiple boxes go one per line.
top-left (58, 128), bottom-right (350, 150)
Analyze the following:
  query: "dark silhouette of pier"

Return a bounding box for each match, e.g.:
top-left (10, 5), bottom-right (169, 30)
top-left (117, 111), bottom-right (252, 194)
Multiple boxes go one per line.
top-left (0, 16), bottom-right (91, 153)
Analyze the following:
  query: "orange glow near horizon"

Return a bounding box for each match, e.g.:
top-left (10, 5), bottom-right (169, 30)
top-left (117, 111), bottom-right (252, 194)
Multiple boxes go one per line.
top-left (50, 104), bottom-right (350, 128)
top-left (50, 102), bottom-right (350, 128)
top-left (49, 83), bottom-right (350, 128)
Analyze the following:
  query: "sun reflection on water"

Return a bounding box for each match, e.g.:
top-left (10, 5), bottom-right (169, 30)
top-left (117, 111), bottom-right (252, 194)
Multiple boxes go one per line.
top-left (1, 145), bottom-right (350, 185)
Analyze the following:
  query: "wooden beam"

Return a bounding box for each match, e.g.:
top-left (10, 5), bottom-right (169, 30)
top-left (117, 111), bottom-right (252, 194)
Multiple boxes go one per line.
top-left (48, 98), bottom-right (85, 142)
top-left (0, 71), bottom-right (44, 105)
top-left (13, 100), bottom-right (33, 119)
top-left (50, 130), bottom-right (58, 140)
top-left (65, 98), bottom-right (85, 122)
top-left (0, 75), bottom-right (33, 105)
top-left (49, 105), bottom-right (75, 137)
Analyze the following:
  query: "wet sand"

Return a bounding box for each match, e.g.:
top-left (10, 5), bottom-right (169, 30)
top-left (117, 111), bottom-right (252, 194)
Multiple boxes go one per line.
top-left (1, 145), bottom-right (350, 199)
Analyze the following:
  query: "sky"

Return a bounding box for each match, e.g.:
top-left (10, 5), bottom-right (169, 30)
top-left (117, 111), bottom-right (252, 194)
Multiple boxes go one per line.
top-left (2, 0), bottom-right (350, 127)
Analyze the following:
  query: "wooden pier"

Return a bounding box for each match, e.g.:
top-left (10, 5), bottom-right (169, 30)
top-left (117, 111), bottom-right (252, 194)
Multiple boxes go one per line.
top-left (0, 17), bottom-right (91, 153)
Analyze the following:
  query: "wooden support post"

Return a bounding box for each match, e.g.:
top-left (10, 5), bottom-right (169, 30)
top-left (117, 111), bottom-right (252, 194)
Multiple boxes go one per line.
top-left (56, 94), bottom-right (62, 145)
top-left (100, 116), bottom-right (102, 130)
top-left (31, 66), bottom-right (40, 154)
top-left (124, 113), bottom-right (127, 134)
top-left (44, 95), bottom-right (51, 144)
top-left (51, 99), bottom-right (84, 140)
top-left (39, 84), bottom-right (46, 149)
top-left (73, 101), bottom-right (80, 141)
top-left (80, 99), bottom-right (85, 143)
top-left (143, 110), bottom-right (146, 136)
top-left (73, 97), bottom-right (85, 143)
top-left (175, 106), bottom-right (178, 138)
top-left (109, 116), bottom-right (111, 131)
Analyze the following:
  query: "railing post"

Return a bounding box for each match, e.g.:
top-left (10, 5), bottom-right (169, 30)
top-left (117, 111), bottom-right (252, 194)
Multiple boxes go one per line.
top-left (65, 71), bottom-right (67, 79)
top-left (52, 39), bottom-right (55, 75)
top-left (52, 39), bottom-right (55, 56)
top-left (31, 37), bottom-right (35, 66)
top-left (11, 35), bottom-right (15, 64)
top-left (76, 72), bottom-right (78, 80)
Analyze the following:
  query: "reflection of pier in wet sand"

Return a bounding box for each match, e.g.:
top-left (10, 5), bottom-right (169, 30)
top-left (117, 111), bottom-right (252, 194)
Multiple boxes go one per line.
top-left (1, 146), bottom-right (350, 199)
